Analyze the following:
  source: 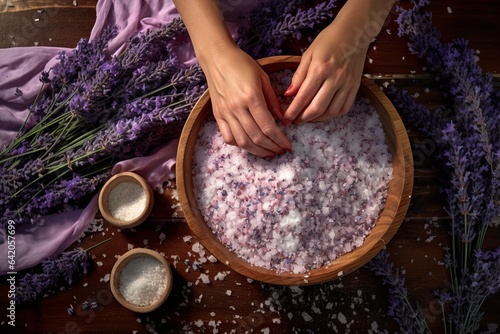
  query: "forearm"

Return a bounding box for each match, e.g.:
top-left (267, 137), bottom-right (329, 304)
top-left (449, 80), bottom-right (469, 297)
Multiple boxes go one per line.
top-left (172, 0), bottom-right (237, 67)
top-left (334, 0), bottom-right (396, 40)
top-left (317, 0), bottom-right (396, 59)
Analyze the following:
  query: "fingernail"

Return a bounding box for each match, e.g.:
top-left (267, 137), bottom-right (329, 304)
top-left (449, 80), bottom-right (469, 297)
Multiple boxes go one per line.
top-left (284, 84), bottom-right (293, 97)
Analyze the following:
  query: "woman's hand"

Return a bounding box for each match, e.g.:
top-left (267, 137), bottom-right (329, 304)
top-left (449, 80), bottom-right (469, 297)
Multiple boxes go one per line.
top-left (282, 23), bottom-right (366, 125)
top-left (202, 46), bottom-right (292, 157)
top-left (282, 0), bottom-right (395, 125)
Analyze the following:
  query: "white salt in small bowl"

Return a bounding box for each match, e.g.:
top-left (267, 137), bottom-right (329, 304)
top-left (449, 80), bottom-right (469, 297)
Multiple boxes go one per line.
top-left (110, 248), bottom-right (173, 313)
top-left (98, 171), bottom-right (154, 229)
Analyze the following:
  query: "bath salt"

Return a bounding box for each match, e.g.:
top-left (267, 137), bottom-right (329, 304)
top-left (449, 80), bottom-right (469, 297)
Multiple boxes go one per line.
top-left (108, 182), bottom-right (146, 221)
top-left (192, 69), bottom-right (393, 274)
top-left (119, 256), bottom-right (168, 306)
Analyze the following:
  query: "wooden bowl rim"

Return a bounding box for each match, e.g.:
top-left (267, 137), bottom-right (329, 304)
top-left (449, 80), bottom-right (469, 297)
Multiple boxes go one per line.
top-left (98, 171), bottom-right (154, 228)
top-left (176, 55), bottom-right (413, 285)
top-left (110, 248), bottom-right (173, 313)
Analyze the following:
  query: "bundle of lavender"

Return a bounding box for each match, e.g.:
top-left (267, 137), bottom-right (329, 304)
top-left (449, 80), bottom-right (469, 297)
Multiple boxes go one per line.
top-left (369, 0), bottom-right (500, 333)
top-left (0, 19), bottom-right (206, 228)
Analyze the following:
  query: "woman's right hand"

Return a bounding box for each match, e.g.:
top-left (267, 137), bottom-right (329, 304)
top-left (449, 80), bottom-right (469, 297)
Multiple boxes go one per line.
top-left (200, 46), bottom-right (292, 157)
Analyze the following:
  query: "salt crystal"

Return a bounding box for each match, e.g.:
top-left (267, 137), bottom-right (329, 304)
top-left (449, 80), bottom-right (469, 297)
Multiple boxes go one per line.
top-left (199, 273), bottom-right (211, 284)
top-left (183, 235), bottom-right (193, 243)
top-left (338, 312), bottom-right (347, 324)
top-left (302, 312), bottom-right (313, 322)
top-left (447, 6), bottom-right (452, 14)
top-left (214, 272), bottom-right (229, 281)
top-left (226, 290), bottom-right (232, 296)
top-left (159, 233), bottom-right (166, 244)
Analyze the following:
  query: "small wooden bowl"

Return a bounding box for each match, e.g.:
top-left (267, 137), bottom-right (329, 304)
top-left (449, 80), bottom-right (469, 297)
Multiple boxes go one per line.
top-left (110, 248), bottom-right (173, 313)
top-left (98, 171), bottom-right (154, 228)
top-left (176, 55), bottom-right (413, 285)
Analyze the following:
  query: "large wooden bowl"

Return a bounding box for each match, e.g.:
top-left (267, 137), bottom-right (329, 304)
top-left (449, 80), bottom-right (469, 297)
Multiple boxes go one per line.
top-left (176, 55), bottom-right (413, 286)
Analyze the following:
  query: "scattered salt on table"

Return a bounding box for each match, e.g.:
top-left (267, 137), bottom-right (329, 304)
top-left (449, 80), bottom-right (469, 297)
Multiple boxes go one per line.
top-left (119, 256), bottom-right (168, 306)
top-left (108, 182), bottom-right (146, 221)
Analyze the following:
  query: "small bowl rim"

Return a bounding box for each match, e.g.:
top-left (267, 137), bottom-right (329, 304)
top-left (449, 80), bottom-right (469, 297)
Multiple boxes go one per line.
top-left (110, 248), bottom-right (173, 313)
top-left (176, 55), bottom-right (413, 285)
top-left (98, 171), bottom-right (154, 228)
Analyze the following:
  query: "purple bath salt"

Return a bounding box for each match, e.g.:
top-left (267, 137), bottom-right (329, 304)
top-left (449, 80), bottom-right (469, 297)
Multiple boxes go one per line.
top-left (192, 70), bottom-right (393, 274)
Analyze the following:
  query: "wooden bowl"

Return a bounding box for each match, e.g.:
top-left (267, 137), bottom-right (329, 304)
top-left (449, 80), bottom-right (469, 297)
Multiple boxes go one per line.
top-left (110, 248), bottom-right (173, 313)
top-left (98, 171), bottom-right (154, 229)
top-left (176, 55), bottom-right (413, 285)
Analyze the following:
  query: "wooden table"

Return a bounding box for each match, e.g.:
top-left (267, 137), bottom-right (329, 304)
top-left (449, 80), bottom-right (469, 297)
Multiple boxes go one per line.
top-left (1, 1), bottom-right (499, 333)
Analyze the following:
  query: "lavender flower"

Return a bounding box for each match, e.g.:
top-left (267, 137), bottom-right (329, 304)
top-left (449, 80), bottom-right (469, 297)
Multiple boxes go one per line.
top-left (368, 251), bottom-right (431, 334)
top-left (16, 247), bottom-right (90, 305)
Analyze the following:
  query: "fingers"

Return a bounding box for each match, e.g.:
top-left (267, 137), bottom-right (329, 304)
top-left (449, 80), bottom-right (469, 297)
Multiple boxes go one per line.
top-left (214, 98), bottom-right (291, 158)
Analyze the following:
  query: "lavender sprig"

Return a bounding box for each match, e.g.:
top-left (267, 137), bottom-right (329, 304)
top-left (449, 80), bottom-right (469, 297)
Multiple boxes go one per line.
top-left (367, 251), bottom-right (431, 334)
top-left (15, 238), bottom-right (112, 305)
top-left (16, 247), bottom-right (90, 305)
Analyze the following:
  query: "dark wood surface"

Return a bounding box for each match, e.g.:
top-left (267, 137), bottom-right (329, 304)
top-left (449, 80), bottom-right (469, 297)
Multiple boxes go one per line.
top-left (1, 1), bottom-right (499, 333)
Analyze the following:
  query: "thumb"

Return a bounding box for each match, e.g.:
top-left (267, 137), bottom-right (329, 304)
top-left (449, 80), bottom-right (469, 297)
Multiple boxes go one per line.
top-left (284, 56), bottom-right (310, 97)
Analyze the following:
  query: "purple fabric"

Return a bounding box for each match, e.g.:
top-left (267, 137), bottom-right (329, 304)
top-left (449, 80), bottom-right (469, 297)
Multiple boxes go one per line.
top-left (0, 0), bottom-right (259, 274)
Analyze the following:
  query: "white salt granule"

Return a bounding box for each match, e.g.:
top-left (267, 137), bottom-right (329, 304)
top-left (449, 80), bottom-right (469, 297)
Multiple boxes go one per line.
top-left (302, 312), bottom-right (313, 322)
top-left (338, 312), bottom-right (347, 324)
top-left (119, 256), bottom-right (168, 306)
top-left (108, 182), bottom-right (146, 221)
top-left (447, 6), bottom-right (452, 13)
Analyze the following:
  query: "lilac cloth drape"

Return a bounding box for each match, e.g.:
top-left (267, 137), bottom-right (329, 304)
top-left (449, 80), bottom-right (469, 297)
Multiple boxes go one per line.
top-left (0, 0), bottom-right (259, 274)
